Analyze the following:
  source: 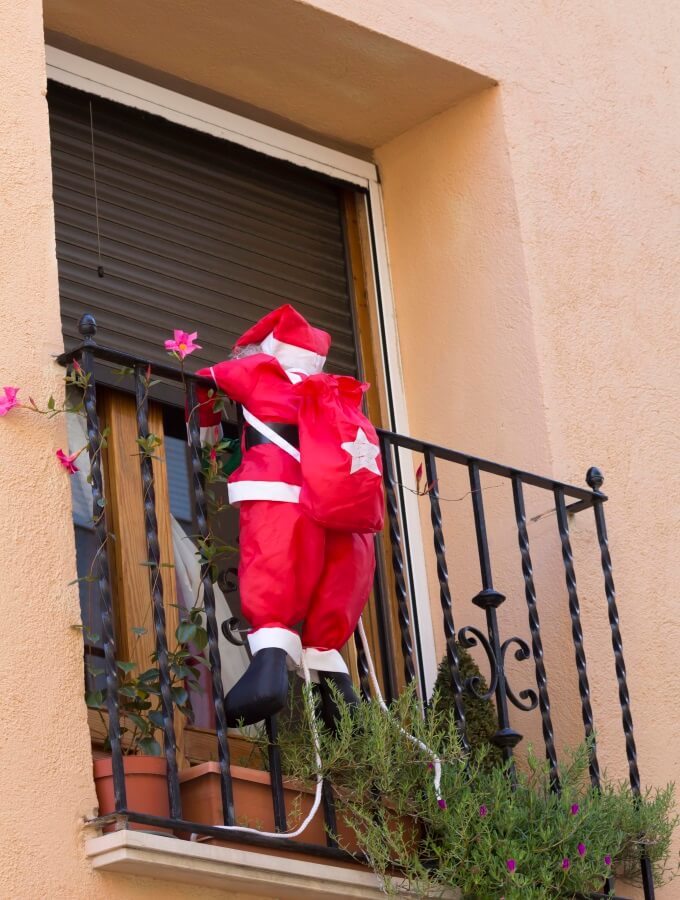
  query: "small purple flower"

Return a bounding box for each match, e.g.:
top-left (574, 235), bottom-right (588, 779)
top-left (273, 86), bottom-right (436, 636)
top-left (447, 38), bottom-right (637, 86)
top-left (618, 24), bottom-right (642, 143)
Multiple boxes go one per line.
top-left (604, 855), bottom-right (612, 866)
top-left (506, 859), bottom-right (516, 873)
top-left (578, 843), bottom-right (586, 857)
top-left (427, 762), bottom-right (434, 770)
top-left (562, 858), bottom-right (570, 870)
top-left (571, 803), bottom-right (580, 815)
top-left (438, 798), bottom-right (447, 809)
top-left (479, 804), bottom-right (488, 817)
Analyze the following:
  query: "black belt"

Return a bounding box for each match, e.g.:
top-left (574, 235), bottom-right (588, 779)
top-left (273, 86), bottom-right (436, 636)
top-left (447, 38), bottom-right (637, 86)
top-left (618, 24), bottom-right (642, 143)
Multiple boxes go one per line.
top-left (244, 422), bottom-right (300, 451)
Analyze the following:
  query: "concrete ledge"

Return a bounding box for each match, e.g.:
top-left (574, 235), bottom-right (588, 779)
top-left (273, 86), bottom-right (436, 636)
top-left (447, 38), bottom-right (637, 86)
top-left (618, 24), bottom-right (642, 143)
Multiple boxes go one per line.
top-left (85, 829), bottom-right (404, 898)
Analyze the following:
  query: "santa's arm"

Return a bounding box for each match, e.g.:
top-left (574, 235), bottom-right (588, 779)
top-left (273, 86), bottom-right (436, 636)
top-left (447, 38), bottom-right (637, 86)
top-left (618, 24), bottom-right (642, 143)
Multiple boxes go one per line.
top-left (192, 355), bottom-right (267, 440)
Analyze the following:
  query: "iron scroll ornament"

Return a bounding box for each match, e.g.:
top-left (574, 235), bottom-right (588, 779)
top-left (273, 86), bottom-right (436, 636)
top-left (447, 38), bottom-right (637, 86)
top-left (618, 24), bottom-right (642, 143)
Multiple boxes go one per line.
top-left (457, 627), bottom-right (539, 713)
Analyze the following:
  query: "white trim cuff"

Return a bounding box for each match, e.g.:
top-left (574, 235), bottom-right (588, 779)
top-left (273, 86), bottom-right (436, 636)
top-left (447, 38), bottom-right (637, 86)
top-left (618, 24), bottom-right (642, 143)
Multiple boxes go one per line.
top-left (302, 648), bottom-right (349, 676)
top-left (248, 627), bottom-right (302, 667)
top-left (228, 480), bottom-right (301, 504)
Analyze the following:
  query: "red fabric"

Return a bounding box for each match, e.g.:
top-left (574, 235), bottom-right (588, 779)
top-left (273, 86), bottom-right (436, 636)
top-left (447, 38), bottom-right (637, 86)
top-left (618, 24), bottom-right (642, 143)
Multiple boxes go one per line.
top-left (197, 356), bottom-right (304, 492)
top-left (238, 501), bottom-right (375, 651)
top-left (234, 304), bottom-right (331, 356)
top-left (296, 374), bottom-right (384, 533)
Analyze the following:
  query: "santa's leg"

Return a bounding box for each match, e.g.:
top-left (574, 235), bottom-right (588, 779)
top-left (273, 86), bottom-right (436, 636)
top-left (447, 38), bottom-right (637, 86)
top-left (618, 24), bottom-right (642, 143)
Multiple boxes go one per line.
top-left (302, 531), bottom-right (375, 731)
top-left (224, 500), bottom-right (324, 726)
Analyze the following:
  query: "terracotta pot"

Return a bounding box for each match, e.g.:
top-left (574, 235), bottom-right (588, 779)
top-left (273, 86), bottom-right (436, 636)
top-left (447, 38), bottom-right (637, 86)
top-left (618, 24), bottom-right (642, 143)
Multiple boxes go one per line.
top-left (179, 762), bottom-right (361, 856)
top-left (93, 755), bottom-right (171, 833)
top-left (179, 762), bottom-right (419, 861)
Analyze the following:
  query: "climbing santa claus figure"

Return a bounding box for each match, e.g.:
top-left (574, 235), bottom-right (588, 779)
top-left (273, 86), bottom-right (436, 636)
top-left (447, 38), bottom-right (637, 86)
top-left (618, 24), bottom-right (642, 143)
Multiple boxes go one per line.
top-left (196, 304), bottom-right (384, 728)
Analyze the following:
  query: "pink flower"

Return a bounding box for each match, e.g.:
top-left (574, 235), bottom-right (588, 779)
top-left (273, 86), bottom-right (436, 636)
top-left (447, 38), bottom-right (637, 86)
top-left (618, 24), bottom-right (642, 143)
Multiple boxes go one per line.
top-left (479, 805), bottom-right (488, 817)
top-left (562, 858), bottom-right (570, 870)
top-left (571, 803), bottom-right (580, 815)
top-left (604, 855), bottom-right (612, 866)
top-left (578, 842), bottom-right (586, 857)
top-left (0, 387), bottom-right (19, 416)
top-left (506, 859), bottom-right (516, 873)
top-left (56, 448), bottom-right (79, 474)
top-left (437, 798), bottom-right (447, 809)
top-left (165, 330), bottom-right (201, 360)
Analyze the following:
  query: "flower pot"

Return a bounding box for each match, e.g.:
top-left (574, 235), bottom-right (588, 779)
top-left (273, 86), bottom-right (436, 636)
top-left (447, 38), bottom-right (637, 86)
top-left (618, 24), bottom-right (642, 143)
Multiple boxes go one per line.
top-left (178, 762), bottom-right (362, 858)
top-left (93, 755), bottom-right (172, 833)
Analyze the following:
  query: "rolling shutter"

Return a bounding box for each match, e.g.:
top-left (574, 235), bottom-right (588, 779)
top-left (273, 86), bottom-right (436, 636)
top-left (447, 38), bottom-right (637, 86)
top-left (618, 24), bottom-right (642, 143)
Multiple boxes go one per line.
top-left (47, 80), bottom-right (358, 381)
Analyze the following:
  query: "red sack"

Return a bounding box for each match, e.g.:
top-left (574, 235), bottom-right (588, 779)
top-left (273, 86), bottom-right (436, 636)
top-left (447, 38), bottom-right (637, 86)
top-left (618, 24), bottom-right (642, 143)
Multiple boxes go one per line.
top-left (296, 374), bottom-right (384, 533)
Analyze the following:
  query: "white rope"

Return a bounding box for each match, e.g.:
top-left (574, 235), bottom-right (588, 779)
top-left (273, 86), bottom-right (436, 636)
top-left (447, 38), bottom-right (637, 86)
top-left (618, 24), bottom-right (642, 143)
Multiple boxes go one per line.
top-left (357, 617), bottom-right (444, 807)
top-left (199, 618), bottom-right (444, 842)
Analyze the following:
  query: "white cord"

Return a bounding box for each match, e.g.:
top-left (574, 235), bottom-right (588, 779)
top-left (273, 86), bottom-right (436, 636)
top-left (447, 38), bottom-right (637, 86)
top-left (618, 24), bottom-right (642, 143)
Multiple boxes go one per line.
top-left (357, 617), bottom-right (445, 807)
top-left (202, 618), bottom-right (444, 842)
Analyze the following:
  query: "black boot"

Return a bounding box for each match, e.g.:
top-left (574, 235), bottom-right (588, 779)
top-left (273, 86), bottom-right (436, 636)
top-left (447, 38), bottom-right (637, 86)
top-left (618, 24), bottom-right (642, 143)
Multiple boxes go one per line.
top-left (317, 671), bottom-right (360, 733)
top-left (224, 648), bottom-right (289, 727)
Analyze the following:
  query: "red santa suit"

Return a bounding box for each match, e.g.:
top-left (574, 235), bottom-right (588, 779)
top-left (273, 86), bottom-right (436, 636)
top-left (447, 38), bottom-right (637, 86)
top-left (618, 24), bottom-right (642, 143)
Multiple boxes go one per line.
top-left (197, 305), bottom-right (375, 679)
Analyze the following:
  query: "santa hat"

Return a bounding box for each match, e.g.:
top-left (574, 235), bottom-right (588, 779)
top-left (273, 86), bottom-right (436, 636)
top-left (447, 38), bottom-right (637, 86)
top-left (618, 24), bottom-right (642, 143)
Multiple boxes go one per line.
top-left (235, 304), bottom-right (331, 356)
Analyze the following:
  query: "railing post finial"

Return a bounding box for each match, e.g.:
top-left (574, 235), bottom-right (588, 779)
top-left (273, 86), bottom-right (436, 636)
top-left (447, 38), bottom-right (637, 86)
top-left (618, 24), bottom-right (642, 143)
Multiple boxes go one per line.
top-left (78, 314), bottom-right (97, 346)
top-left (586, 467), bottom-right (604, 492)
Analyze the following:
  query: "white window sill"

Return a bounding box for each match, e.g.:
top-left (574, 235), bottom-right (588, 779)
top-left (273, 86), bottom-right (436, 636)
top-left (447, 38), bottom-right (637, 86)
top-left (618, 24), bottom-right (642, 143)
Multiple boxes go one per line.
top-left (86, 829), bottom-right (418, 898)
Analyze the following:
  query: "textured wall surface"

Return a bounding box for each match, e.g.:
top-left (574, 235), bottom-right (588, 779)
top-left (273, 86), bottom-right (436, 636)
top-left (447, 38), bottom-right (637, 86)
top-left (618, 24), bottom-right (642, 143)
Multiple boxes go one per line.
top-left (2, 0), bottom-right (678, 895)
top-left (364, 2), bottom-right (680, 894)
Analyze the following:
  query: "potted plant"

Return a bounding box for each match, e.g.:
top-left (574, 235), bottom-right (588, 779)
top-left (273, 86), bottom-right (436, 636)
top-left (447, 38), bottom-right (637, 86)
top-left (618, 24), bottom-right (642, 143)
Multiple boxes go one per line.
top-left (87, 606), bottom-right (209, 832)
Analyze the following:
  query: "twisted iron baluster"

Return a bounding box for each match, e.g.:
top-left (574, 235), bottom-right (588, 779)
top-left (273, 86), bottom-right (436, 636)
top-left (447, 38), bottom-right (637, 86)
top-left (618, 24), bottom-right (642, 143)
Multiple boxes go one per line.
top-left (468, 463), bottom-right (521, 764)
top-left (512, 475), bottom-right (559, 788)
top-left (265, 715), bottom-right (287, 832)
top-left (186, 378), bottom-right (234, 825)
top-left (379, 434), bottom-right (416, 686)
top-left (586, 468), bottom-right (655, 898)
top-left (78, 315), bottom-right (126, 811)
top-left (554, 487), bottom-right (601, 788)
top-left (134, 365), bottom-right (181, 819)
top-left (353, 627), bottom-right (372, 701)
top-left (424, 450), bottom-right (469, 752)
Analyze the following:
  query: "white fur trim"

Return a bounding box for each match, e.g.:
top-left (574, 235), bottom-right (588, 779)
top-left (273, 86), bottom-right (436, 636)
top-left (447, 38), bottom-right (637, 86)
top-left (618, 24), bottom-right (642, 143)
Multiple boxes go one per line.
top-left (200, 424), bottom-right (223, 445)
top-left (227, 480), bottom-right (301, 504)
top-left (261, 332), bottom-right (326, 375)
top-left (249, 627), bottom-right (302, 666)
top-left (302, 648), bottom-right (349, 676)
top-left (242, 407), bottom-right (300, 462)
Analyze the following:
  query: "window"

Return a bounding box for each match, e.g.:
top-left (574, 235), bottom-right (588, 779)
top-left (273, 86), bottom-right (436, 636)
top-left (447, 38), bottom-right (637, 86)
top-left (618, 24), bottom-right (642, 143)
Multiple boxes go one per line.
top-left (48, 76), bottom-right (400, 762)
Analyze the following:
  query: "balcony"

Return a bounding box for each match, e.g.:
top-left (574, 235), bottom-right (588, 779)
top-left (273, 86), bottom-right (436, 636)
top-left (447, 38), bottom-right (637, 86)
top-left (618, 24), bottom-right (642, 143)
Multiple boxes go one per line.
top-left (60, 315), bottom-right (661, 899)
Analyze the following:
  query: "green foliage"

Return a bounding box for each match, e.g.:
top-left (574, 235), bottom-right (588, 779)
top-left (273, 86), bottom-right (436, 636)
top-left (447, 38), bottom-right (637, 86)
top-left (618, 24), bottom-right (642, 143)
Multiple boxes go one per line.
top-left (85, 604), bottom-right (209, 756)
top-left (430, 650), bottom-right (503, 769)
top-left (273, 685), bottom-right (678, 899)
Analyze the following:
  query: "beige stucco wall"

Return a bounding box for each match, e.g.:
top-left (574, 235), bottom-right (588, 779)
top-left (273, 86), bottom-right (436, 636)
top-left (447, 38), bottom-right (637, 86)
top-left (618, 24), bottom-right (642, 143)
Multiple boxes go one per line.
top-left (1, 0), bottom-right (677, 896)
top-left (365, 1), bottom-right (680, 893)
top-left (0, 2), bottom-right (261, 898)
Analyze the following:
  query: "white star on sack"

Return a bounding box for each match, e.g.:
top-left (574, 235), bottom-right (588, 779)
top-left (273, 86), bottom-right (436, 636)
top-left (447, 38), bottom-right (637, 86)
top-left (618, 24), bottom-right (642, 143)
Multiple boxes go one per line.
top-left (341, 428), bottom-right (381, 475)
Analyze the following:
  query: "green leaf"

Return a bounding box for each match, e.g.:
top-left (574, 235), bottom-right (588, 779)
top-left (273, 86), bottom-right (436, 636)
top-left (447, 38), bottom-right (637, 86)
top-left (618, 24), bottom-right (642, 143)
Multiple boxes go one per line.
top-left (116, 660), bottom-right (137, 673)
top-left (131, 627), bottom-right (147, 636)
top-left (137, 738), bottom-right (162, 756)
top-left (126, 712), bottom-right (148, 731)
top-left (47, 395), bottom-right (55, 410)
top-left (148, 709), bottom-right (165, 729)
top-left (86, 690), bottom-right (104, 708)
top-left (171, 686), bottom-right (189, 707)
top-left (192, 627), bottom-right (209, 651)
top-left (118, 684), bottom-right (138, 699)
top-left (138, 668), bottom-right (159, 683)
top-left (176, 622), bottom-right (198, 644)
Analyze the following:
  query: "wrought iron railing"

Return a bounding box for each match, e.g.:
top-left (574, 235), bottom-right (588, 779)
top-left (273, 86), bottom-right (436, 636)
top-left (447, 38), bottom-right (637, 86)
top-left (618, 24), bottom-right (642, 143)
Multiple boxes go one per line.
top-left (58, 315), bottom-right (655, 897)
